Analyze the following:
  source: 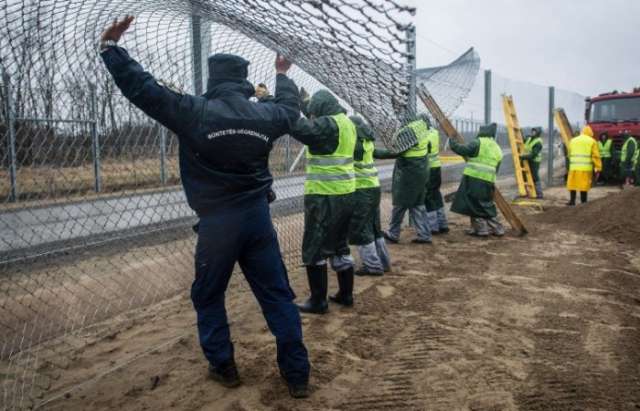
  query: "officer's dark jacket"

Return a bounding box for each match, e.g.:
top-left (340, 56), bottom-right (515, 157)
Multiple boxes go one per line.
top-left (101, 46), bottom-right (300, 216)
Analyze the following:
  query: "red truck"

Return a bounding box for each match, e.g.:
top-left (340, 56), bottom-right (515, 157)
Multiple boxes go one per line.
top-left (586, 88), bottom-right (640, 148)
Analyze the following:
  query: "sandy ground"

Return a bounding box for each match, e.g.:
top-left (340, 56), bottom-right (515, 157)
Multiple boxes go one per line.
top-left (29, 186), bottom-right (640, 410)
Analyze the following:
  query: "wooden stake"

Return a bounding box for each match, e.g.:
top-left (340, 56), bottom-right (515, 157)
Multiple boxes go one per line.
top-left (417, 85), bottom-right (528, 236)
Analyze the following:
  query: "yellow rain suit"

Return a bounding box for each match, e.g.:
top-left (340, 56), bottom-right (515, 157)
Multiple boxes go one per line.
top-left (566, 126), bottom-right (602, 192)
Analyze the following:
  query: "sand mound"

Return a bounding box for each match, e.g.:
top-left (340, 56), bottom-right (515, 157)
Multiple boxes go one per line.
top-left (533, 187), bottom-right (640, 246)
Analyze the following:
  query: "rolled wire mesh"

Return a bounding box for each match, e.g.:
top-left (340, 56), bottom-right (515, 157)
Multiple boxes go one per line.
top-left (0, 1), bottom-right (419, 408)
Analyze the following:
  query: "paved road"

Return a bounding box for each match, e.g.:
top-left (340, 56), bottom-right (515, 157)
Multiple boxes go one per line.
top-left (1, 149), bottom-right (520, 259)
top-left (0, 164), bottom-right (397, 255)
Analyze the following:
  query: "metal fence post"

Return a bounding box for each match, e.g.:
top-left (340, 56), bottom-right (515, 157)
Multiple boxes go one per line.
top-left (406, 24), bottom-right (417, 117)
top-left (160, 125), bottom-right (167, 185)
top-left (547, 86), bottom-right (555, 186)
top-left (285, 135), bottom-right (291, 173)
top-left (89, 83), bottom-right (101, 192)
top-left (191, 15), bottom-right (204, 95)
top-left (484, 69), bottom-right (492, 125)
top-left (2, 73), bottom-right (18, 202)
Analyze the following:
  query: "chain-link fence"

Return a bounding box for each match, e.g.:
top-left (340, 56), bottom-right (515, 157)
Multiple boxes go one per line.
top-left (0, 1), bottom-right (583, 409)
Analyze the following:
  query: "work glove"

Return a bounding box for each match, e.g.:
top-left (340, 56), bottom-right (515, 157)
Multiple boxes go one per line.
top-left (299, 87), bottom-right (310, 103)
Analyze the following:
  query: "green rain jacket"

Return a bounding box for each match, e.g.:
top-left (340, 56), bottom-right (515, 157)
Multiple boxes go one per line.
top-left (348, 116), bottom-right (383, 245)
top-left (374, 121), bottom-right (430, 208)
top-left (521, 133), bottom-right (543, 183)
top-left (450, 125), bottom-right (502, 219)
top-left (290, 90), bottom-right (355, 264)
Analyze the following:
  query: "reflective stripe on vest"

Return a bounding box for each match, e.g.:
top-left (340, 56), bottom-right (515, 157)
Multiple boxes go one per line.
top-left (426, 128), bottom-right (441, 168)
top-left (400, 120), bottom-right (430, 158)
top-left (621, 138), bottom-right (639, 167)
top-left (597, 140), bottom-right (612, 159)
top-left (463, 137), bottom-right (503, 183)
top-left (524, 136), bottom-right (543, 163)
top-left (569, 134), bottom-right (595, 172)
top-left (304, 113), bottom-right (356, 195)
top-left (354, 139), bottom-right (380, 189)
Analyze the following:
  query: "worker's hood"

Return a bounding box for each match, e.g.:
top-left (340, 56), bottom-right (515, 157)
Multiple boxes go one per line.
top-left (350, 115), bottom-right (375, 141)
top-left (417, 113), bottom-right (432, 128)
top-left (307, 90), bottom-right (347, 118)
top-left (582, 125), bottom-right (594, 138)
top-left (477, 123), bottom-right (497, 139)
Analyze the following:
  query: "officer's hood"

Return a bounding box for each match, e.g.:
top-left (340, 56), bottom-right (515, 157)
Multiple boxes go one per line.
top-left (204, 53), bottom-right (255, 99)
top-left (307, 90), bottom-right (347, 118)
top-left (477, 123), bottom-right (497, 139)
top-left (350, 115), bottom-right (375, 141)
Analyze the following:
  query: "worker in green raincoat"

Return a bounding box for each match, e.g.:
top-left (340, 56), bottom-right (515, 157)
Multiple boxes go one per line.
top-left (520, 127), bottom-right (544, 198)
top-left (348, 115), bottom-right (391, 277)
top-left (290, 89), bottom-right (356, 314)
top-left (450, 123), bottom-right (505, 238)
top-left (620, 132), bottom-right (638, 187)
top-left (596, 133), bottom-right (613, 184)
top-left (423, 118), bottom-right (449, 234)
top-left (375, 114), bottom-right (432, 244)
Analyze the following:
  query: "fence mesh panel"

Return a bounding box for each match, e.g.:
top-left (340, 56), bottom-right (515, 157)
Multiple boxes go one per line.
top-left (0, 1), bottom-right (420, 408)
top-left (0, 0), bottom-right (581, 409)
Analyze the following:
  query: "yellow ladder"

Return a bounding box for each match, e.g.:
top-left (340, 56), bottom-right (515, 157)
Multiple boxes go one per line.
top-left (554, 108), bottom-right (574, 151)
top-left (502, 95), bottom-right (537, 198)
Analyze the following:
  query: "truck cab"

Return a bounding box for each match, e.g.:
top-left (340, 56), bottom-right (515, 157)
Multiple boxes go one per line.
top-left (586, 89), bottom-right (640, 150)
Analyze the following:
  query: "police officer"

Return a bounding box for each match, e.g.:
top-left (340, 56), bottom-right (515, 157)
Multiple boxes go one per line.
top-left (290, 90), bottom-right (357, 314)
top-left (424, 118), bottom-right (449, 234)
top-left (450, 123), bottom-right (505, 237)
top-left (375, 114), bottom-right (432, 244)
top-left (348, 115), bottom-right (391, 277)
top-left (99, 16), bottom-right (310, 398)
top-left (520, 127), bottom-right (544, 198)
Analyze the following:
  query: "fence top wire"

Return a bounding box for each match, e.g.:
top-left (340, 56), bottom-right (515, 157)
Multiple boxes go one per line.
top-left (0, 0), bottom-right (416, 150)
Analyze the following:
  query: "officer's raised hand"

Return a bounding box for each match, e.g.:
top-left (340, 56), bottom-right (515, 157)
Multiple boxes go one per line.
top-left (101, 15), bottom-right (134, 43)
top-left (275, 53), bottom-right (292, 75)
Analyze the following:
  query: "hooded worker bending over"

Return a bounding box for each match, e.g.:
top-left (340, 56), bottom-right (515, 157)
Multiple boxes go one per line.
top-left (290, 90), bottom-right (356, 314)
top-left (566, 126), bottom-right (601, 205)
top-left (450, 123), bottom-right (505, 237)
top-left (520, 127), bottom-right (544, 198)
top-left (375, 114), bottom-right (433, 244)
top-left (348, 115), bottom-right (391, 277)
top-left (423, 117), bottom-right (449, 234)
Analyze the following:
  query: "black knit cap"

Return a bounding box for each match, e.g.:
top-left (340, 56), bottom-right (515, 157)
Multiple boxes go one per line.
top-left (478, 123), bottom-right (497, 138)
top-left (207, 53), bottom-right (249, 88)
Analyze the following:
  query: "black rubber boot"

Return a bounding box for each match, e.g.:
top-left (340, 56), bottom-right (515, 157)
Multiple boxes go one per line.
top-left (280, 371), bottom-right (310, 399)
top-left (208, 361), bottom-right (241, 388)
top-left (330, 267), bottom-right (354, 307)
top-left (297, 265), bottom-right (328, 314)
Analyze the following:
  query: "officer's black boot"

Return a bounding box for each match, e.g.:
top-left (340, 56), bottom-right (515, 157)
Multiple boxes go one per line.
top-left (330, 267), bottom-right (354, 307)
top-left (297, 265), bottom-right (328, 314)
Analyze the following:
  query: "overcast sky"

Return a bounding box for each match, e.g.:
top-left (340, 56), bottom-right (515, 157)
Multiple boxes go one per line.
top-left (410, 0), bottom-right (640, 97)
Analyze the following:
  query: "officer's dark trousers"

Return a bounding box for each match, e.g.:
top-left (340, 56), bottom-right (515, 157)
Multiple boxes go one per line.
top-left (191, 197), bottom-right (309, 385)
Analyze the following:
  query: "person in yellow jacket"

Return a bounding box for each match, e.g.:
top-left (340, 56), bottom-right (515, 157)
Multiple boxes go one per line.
top-left (566, 126), bottom-right (602, 206)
